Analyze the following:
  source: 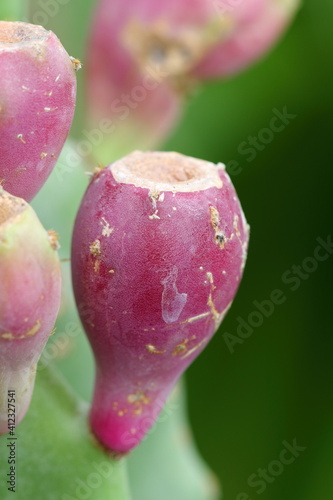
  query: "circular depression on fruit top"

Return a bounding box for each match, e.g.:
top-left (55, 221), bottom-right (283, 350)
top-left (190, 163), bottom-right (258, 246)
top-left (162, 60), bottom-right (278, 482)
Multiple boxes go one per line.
top-left (0, 21), bottom-right (48, 45)
top-left (110, 151), bottom-right (224, 192)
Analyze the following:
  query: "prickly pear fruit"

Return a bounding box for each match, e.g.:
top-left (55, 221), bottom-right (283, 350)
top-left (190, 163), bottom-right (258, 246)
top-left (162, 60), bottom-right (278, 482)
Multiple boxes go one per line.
top-left (86, 0), bottom-right (299, 160)
top-left (0, 21), bottom-right (78, 201)
top-left (0, 188), bottom-right (61, 434)
top-left (71, 151), bottom-right (249, 454)
top-left (194, 0), bottom-right (301, 79)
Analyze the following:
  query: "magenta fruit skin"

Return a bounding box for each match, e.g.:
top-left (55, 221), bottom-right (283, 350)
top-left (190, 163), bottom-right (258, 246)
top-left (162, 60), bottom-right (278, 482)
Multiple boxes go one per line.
top-left (194, 0), bottom-right (300, 79)
top-left (0, 189), bottom-right (61, 433)
top-left (71, 151), bottom-right (249, 454)
top-left (86, 0), bottom-right (183, 156)
top-left (86, 0), bottom-right (299, 154)
top-left (0, 22), bottom-right (77, 201)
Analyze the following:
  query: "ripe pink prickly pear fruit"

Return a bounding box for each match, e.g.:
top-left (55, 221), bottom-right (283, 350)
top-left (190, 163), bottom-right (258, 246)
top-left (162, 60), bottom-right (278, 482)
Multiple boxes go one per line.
top-left (0, 188), bottom-right (61, 434)
top-left (194, 0), bottom-right (300, 79)
top-left (0, 21), bottom-right (78, 202)
top-left (86, 0), bottom-right (299, 160)
top-left (72, 151), bottom-right (249, 454)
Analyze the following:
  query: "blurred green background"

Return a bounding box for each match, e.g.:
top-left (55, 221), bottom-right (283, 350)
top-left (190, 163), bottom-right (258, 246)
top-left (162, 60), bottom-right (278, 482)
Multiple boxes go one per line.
top-left (25, 0), bottom-right (333, 498)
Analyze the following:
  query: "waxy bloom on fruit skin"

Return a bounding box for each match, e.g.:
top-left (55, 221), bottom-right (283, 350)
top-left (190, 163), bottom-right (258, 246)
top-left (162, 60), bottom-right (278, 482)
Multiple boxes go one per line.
top-left (0, 189), bottom-right (61, 434)
top-left (0, 21), bottom-right (78, 201)
top-left (71, 151), bottom-right (249, 454)
top-left (86, 0), bottom-right (300, 160)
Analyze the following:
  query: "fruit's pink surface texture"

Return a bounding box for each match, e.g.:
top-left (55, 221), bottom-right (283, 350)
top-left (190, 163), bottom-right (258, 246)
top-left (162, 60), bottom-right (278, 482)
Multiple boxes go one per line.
top-left (72, 151), bottom-right (249, 454)
top-left (194, 0), bottom-right (300, 78)
top-left (86, 0), bottom-right (299, 158)
top-left (0, 22), bottom-right (77, 201)
top-left (0, 189), bottom-right (61, 433)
